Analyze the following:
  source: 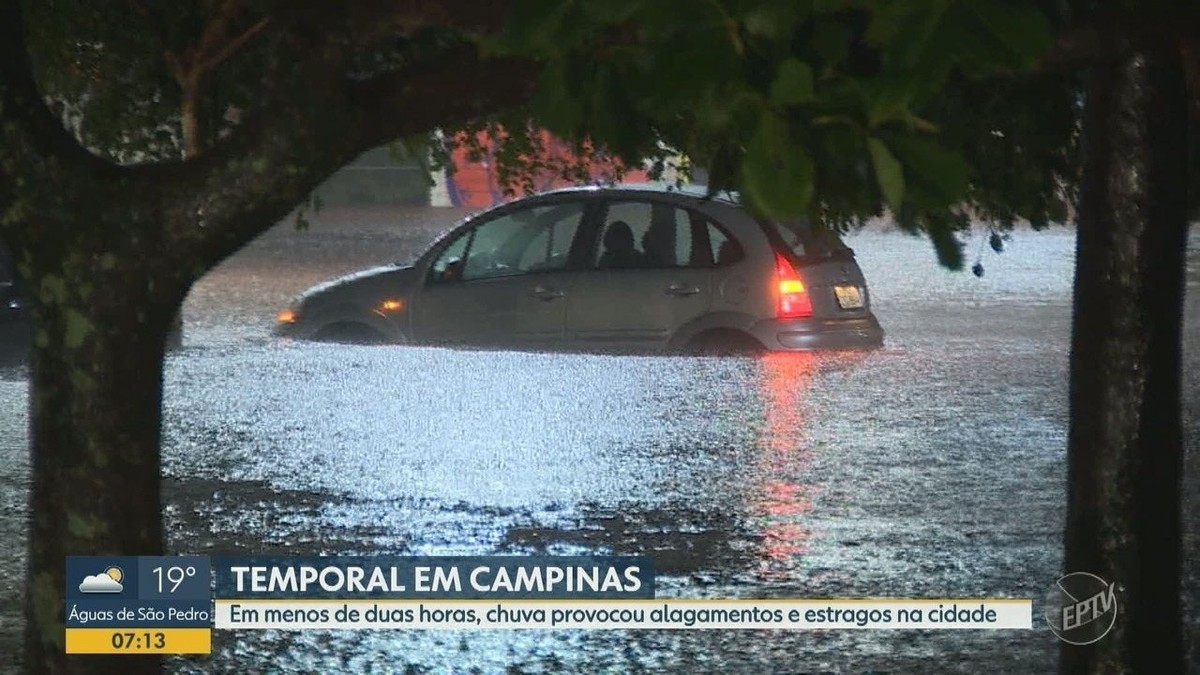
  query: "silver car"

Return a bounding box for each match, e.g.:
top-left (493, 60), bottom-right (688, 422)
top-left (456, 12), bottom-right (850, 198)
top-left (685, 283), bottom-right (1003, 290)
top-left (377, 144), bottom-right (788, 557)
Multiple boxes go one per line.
top-left (274, 184), bottom-right (883, 353)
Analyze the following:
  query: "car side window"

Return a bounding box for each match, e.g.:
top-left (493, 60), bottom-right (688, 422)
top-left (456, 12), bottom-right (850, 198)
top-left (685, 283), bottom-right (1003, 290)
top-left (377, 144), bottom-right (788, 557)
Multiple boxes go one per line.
top-left (594, 201), bottom-right (700, 269)
top-left (515, 204), bottom-right (583, 273)
top-left (764, 220), bottom-right (808, 258)
top-left (705, 220), bottom-right (745, 267)
top-left (429, 202), bottom-right (585, 283)
top-left (430, 229), bottom-right (471, 282)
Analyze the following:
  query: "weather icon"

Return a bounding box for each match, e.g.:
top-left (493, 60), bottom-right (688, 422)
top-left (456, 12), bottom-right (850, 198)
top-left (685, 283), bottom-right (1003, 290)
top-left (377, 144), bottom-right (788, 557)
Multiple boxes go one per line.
top-left (79, 566), bottom-right (124, 593)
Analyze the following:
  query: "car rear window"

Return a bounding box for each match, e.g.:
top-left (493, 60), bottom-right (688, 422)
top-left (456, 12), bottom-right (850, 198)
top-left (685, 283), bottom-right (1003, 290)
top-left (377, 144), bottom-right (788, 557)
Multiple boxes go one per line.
top-left (759, 219), bottom-right (853, 260)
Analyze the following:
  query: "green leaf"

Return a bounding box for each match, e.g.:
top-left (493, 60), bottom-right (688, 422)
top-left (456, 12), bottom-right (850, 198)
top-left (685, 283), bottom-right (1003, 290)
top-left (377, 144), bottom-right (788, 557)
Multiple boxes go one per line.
top-left (867, 0), bottom-right (951, 65)
top-left (770, 59), bottom-right (815, 105)
top-left (579, 0), bottom-right (642, 23)
top-left (1046, 199), bottom-right (1069, 226)
top-left (862, 76), bottom-right (917, 128)
top-left (741, 114), bottom-right (815, 218)
top-left (811, 0), bottom-right (855, 12)
top-left (989, 232), bottom-right (1004, 253)
top-left (529, 57), bottom-right (587, 135)
top-left (743, 2), bottom-right (811, 39)
top-left (965, 1), bottom-right (1053, 72)
top-left (63, 308), bottom-right (93, 350)
top-left (881, 133), bottom-right (969, 207)
top-left (809, 19), bottom-right (853, 74)
top-left (927, 219), bottom-right (964, 270)
top-left (496, 0), bottom-right (579, 54)
top-left (867, 137), bottom-right (904, 212)
top-left (39, 274), bottom-right (66, 304)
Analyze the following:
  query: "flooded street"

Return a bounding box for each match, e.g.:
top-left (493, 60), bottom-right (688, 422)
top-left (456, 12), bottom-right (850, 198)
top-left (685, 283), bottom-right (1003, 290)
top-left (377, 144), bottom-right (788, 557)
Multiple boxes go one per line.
top-left (2, 208), bottom-right (1198, 673)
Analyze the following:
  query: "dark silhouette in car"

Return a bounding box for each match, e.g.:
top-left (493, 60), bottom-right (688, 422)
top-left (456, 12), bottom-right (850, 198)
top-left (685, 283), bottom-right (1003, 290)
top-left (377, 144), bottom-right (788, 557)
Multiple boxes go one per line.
top-left (598, 221), bottom-right (646, 269)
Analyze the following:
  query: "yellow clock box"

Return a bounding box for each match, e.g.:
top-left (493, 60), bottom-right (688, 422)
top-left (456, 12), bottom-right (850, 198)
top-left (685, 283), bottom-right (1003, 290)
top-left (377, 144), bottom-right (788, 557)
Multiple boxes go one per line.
top-left (65, 556), bottom-right (212, 655)
top-left (64, 628), bottom-right (211, 654)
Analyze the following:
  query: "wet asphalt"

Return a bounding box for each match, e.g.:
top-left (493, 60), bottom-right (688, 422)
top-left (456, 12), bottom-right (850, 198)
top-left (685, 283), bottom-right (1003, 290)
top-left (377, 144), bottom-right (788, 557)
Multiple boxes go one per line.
top-left (0, 207), bottom-right (1197, 673)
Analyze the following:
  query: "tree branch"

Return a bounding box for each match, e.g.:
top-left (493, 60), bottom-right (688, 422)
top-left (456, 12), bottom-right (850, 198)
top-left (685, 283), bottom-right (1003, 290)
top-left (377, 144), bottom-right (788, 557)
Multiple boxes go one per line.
top-left (148, 44), bottom-right (538, 279)
top-left (195, 0), bottom-right (244, 68)
top-left (199, 16), bottom-right (270, 74)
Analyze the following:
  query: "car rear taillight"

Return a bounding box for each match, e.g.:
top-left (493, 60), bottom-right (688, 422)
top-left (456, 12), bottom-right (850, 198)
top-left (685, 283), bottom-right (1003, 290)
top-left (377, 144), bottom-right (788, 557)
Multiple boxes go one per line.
top-left (774, 251), bottom-right (813, 319)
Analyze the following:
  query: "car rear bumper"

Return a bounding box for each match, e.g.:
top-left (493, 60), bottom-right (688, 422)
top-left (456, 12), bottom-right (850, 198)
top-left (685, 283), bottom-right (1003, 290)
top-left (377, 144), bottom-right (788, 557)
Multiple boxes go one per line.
top-left (751, 315), bottom-right (884, 351)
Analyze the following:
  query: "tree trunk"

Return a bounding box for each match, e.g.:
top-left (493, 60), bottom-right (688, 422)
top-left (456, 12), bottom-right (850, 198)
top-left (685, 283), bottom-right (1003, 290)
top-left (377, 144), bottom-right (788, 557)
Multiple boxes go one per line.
top-left (180, 78), bottom-right (210, 159)
top-left (21, 250), bottom-right (175, 674)
top-left (1062, 41), bottom-right (1189, 673)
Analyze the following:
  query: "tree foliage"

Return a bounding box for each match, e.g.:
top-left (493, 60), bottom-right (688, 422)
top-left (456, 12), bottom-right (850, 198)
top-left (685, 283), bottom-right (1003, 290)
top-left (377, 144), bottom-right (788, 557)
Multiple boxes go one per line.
top-left (15, 0), bottom-right (1085, 270)
top-left (486, 0), bottom-right (1079, 269)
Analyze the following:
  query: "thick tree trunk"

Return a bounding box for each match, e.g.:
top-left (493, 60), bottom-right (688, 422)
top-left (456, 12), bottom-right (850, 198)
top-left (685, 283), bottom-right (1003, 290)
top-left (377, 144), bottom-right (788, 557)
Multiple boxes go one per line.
top-left (21, 253), bottom-right (175, 674)
top-left (1062, 42), bottom-right (1189, 673)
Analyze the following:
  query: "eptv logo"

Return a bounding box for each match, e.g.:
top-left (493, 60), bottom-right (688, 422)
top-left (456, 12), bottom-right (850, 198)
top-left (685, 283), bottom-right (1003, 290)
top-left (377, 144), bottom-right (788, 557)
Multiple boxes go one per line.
top-left (1044, 572), bottom-right (1118, 645)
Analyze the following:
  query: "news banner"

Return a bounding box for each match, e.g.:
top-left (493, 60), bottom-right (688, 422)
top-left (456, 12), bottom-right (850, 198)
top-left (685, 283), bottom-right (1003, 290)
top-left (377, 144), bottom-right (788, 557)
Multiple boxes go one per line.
top-left (64, 555), bottom-right (1033, 654)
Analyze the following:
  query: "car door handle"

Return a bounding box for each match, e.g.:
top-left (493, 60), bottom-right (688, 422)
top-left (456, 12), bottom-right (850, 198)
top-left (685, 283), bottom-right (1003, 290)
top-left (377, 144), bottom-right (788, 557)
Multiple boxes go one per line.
top-left (530, 285), bottom-right (565, 301)
top-left (665, 282), bottom-right (701, 297)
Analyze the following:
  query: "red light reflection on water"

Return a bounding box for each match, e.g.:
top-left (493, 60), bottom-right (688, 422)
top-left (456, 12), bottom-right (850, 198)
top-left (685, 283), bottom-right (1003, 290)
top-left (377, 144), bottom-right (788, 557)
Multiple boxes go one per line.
top-left (751, 352), bottom-right (818, 571)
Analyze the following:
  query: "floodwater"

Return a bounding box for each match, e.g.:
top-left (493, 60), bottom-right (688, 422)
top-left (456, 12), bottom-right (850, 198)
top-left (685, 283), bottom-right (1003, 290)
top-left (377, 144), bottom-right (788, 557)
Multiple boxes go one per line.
top-left (1, 207), bottom-right (1198, 673)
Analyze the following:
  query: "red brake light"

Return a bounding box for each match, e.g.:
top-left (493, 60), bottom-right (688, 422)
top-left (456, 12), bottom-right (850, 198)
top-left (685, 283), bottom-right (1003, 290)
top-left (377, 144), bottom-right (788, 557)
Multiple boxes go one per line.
top-left (774, 252), bottom-right (813, 319)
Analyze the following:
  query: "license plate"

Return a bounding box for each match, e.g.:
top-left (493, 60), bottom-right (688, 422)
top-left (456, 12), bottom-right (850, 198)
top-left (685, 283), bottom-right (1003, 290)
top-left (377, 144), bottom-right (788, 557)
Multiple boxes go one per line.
top-left (834, 285), bottom-right (863, 309)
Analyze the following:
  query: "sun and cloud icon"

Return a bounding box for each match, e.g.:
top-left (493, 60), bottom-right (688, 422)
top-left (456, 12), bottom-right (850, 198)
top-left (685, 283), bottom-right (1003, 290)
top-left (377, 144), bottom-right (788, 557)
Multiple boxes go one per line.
top-left (78, 566), bottom-right (124, 593)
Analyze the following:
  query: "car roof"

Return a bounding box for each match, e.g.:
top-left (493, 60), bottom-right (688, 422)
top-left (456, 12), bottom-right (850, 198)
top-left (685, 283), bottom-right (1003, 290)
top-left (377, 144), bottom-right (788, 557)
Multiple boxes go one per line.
top-left (535, 182), bottom-right (740, 205)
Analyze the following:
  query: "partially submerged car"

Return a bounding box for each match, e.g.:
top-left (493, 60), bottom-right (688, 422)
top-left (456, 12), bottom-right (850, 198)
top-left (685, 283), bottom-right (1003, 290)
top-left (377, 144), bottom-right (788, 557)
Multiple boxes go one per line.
top-left (274, 184), bottom-right (884, 353)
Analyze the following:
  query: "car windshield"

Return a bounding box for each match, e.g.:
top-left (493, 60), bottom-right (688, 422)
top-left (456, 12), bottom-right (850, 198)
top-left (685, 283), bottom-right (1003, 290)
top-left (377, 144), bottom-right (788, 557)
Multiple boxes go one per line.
top-left (760, 219), bottom-right (853, 260)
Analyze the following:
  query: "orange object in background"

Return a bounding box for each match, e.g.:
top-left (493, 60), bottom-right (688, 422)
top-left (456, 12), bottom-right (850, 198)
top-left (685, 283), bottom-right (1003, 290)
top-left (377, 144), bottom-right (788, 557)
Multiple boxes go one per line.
top-left (443, 129), bottom-right (649, 208)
